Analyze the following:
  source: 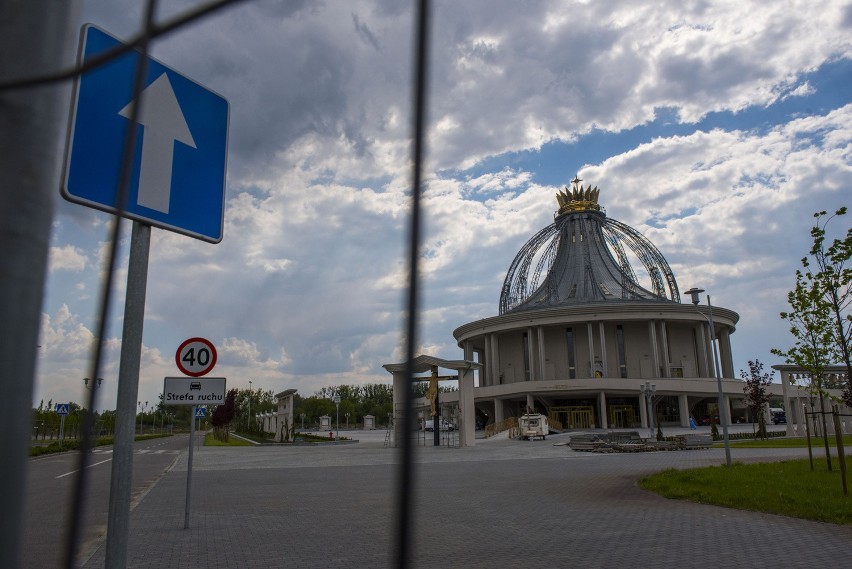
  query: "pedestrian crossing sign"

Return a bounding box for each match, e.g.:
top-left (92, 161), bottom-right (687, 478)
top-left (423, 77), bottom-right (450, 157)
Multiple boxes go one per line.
top-left (56, 403), bottom-right (70, 416)
top-left (194, 407), bottom-right (207, 418)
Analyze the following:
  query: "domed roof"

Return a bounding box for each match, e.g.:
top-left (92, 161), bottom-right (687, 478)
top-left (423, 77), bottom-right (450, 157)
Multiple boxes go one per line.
top-left (499, 178), bottom-right (681, 315)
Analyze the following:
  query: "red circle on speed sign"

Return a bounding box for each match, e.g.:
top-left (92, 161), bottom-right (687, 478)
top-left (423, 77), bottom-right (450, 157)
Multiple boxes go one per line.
top-left (175, 337), bottom-right (217, 377)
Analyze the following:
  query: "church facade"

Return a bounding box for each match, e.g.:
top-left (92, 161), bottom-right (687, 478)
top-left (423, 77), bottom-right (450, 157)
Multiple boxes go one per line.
top-left (449, 179), bottom-right (741, 431)
top-left (387, 178), bottom-right (851, 445)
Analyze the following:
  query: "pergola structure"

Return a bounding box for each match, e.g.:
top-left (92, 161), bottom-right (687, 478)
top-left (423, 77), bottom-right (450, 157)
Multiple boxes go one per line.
top-left (774, 364), bottom-right (852, 436)
top-left (383, 355), bottom-right (480, 447)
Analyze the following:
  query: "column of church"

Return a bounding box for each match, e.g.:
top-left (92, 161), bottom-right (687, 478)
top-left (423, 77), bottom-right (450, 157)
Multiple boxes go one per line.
top-left (678, 394), bottom-right (690, 427)
top-left (694, 323), bottom-right (710, 377)
top-left (586, 322), bottom-right (595, 377)
top-left (527, 326), bottom-right (537, 381)
top-left (657, 321), bottom-right (670, 377)
top-left (490, 334), bottom-right (500, 385)
top-left (718, 328), bottom-right (735, 378)
top-left (648, 320), bottom-right (660, 378)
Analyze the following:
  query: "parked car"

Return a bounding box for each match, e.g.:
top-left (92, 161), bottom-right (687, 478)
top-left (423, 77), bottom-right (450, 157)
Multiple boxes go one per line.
top-left (424, 419), bottom-right (455, 431)
top-left (772, 413), bottom-right (787, 425)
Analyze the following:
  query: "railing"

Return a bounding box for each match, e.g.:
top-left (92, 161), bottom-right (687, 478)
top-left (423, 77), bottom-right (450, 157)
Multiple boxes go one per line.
top-left (485, 416), bottom-right (518, 438)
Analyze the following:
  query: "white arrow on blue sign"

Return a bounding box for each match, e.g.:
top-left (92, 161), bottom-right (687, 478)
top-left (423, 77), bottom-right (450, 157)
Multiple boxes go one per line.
top-left (62, 24), bottom-right (229, 243)
top-left (56, 403), bottom-right (70, 416)
top-left (195, 407), bottom-right (207, 418)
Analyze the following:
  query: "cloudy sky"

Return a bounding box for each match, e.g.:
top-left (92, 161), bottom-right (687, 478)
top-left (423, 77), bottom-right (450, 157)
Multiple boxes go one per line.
top-left (39, 0), bottom-right (851, 411)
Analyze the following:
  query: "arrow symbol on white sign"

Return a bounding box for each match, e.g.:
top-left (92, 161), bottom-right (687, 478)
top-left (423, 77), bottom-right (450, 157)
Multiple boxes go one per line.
top-left (119, 73), bottom-right (196, 213)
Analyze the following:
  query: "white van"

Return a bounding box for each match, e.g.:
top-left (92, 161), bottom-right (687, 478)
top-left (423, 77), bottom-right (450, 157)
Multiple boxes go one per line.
top-left (519, 413), bottom-right (549, 440)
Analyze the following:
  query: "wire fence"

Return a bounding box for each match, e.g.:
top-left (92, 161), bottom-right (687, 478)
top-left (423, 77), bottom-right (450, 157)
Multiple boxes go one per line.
top-left (1, 0), bottom-right (430, 567)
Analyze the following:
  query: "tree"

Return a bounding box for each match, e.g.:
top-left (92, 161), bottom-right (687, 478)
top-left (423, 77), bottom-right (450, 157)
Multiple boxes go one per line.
top-left (211, 389), bottom-right (238, 441)
top-left (740, 359), bottom-right (773, 439)
top-left (234, 387), bottom-right (275, 433)
top-left (772, 257), bottom-right (836, 469)
top-left (806, 208), bottom-right (852, 405)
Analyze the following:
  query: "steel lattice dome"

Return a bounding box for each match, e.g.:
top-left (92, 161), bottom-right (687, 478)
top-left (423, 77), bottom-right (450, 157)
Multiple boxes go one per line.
top-left (499, 178), bottom-right (681, 315)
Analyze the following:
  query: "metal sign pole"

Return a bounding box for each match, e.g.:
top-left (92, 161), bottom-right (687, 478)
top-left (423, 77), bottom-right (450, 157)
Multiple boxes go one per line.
top-left (60, 415), bottom-right (66, 445)
top-left (105, 221), bottom-right (151, 568)
top-left (185, 405), bottom-right (196, 529)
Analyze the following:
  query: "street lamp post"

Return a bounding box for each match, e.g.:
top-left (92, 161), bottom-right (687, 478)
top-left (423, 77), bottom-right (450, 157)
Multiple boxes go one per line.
top-left (248, 380), bottom-right (252, 432)
top-left (639, 382), bottom-right (658, 440)
top-left (333, 394), bottom-right (341, 440)
top-left (684, 287), bottom-right (732, 467)
top-left (300, 413), bottom-right (305, 430)
top-left (345, 412), bottom-right (350, 430)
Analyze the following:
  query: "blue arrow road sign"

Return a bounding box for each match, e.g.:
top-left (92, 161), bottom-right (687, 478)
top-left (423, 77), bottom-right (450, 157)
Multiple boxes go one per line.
top-left (56, 403), bottom-right (70, 416)
top-left (62, 25), bottom-right (229, 243)
top-left (195, 407), bottom-right (207, 418)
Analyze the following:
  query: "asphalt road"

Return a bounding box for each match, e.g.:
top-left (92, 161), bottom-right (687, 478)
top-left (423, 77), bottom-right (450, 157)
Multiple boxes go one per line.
top-left (21, 433), bottom-right (195, 568)
top-left (77, 428), bottom-right (852, 569)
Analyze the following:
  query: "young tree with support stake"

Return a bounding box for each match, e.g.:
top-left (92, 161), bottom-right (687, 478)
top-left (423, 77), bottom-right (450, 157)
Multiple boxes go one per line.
top-left (740, 359), bottom-right (773, 439)
top-left (805, 208), bottom-right (852, 406)
top-left (772, 245), bottom-right (837, 470)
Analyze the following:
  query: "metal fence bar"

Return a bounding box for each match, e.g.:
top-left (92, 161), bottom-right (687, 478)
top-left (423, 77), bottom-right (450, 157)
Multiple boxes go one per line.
top-left (4, 1), bottom-right (432, 566)
top-left (394, 1), bottom-right (431, 567)
top-left (0, 3), bottom-right (79, 568)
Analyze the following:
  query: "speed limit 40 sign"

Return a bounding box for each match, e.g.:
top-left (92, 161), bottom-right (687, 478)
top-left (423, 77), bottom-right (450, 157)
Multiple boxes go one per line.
top-left (176, 337), bottom-right (217, 377)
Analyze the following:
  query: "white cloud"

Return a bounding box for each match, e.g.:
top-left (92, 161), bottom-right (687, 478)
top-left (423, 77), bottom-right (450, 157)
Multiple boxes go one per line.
top-left (48, 245), bottom-right (88, 272)
top-left (30, 1), bottom-right (851, 409)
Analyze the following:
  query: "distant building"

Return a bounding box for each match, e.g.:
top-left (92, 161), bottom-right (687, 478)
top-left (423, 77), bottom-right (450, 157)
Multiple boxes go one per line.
top-left (387, 178), bottom-right (851, 445)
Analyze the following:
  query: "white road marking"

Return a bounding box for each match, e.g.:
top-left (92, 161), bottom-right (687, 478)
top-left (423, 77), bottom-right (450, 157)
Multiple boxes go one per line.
top-left (56, 458), bottom-right (112, 479)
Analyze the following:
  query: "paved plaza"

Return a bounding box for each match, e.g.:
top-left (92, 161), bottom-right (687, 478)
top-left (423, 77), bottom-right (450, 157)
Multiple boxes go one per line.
top-left (81, 427), bottom-right (852, 568)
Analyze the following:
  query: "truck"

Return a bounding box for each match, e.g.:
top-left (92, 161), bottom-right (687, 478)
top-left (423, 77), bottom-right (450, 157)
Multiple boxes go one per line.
top-left (519, 413), bottom-right (549, 440)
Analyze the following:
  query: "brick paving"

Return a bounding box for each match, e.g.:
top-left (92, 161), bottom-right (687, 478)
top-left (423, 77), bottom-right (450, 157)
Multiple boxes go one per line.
top-left (81, 429), bottom-right (852, 568)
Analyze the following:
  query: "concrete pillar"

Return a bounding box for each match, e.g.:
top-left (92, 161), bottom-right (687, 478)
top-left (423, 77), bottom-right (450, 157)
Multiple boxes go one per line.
top-left (493, 398), bottom-right (504, 424)
top-left (537, 326), bottom-right (546, 381)
top-left (780, 371), bottom-right (795, 436)
top-left (391, 370), bottom-right (407, 448)
top-left (527, 326), bottom-right (536, 381)
top-left (639, 393), bottom-right (648, 429)
top-left (598, 322), bottom-right (608, 377)
top-left (587, 322), bottom-right (595, 377)
top-left (526, 393), bottom-right (535, 413)
top-left (483, 334), bottom-right (492, 387)
top-left (458, 364), bottom-right (476, 447)
top-left (719, 328), bottom-right (734, 378)
top-left (695, 323), bottom-right (710, 377)
top-left (659, 321), bottom-right (670, 377)
top-left (490, 334), bottom-right (500, 384)
top-left (648, 321), bottom-right (660, 378)
top-left (723, 395), bottom-right (732, 427)
top-left (678, 394), bottom-right (690, 427)
top-left (598, 392), bottom-right (608, 429)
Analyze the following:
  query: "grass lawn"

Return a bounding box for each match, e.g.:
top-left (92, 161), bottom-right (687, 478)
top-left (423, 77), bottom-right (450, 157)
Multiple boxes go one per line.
top-left (640, 459), bottom-right (852, 525)
top-left (204, 432), bottom-right (253, 446)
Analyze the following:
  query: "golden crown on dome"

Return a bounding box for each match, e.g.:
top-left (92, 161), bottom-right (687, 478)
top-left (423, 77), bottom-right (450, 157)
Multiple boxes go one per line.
top-left (555, 176), bottom-right (601, 215)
